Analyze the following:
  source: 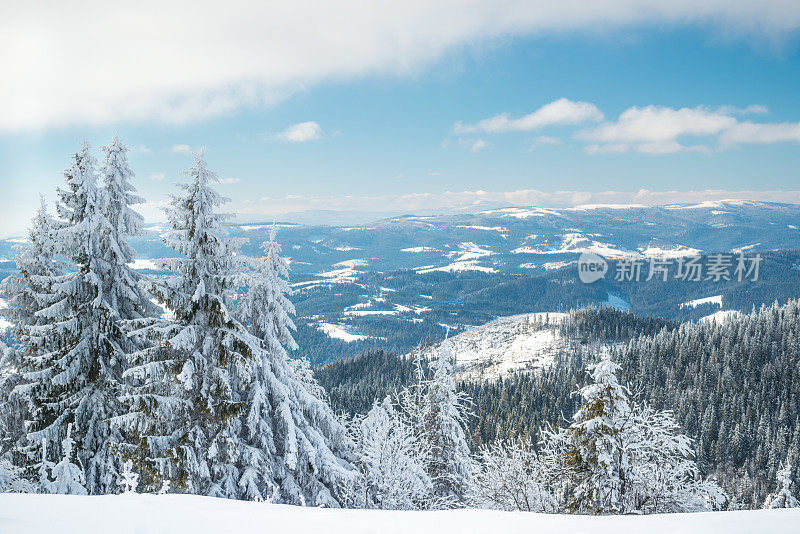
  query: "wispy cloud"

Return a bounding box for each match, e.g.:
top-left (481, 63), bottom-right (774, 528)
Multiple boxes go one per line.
top-left (149, 172), bottom-right (165, 181)
top-left (218, 176), bottom-right (241, 184)
top-left (269, 121), bottom-right (324, 142)
top-left (170, 144), bottom-right (194, 154)
top-left (457, 137), bottom-right (491, 153)
top-left (719, 122), bottom-right (800, 146)
top-left (454, 98), bottom-right (603, 134)
top-left (527, 135), bottom-right (563, 151)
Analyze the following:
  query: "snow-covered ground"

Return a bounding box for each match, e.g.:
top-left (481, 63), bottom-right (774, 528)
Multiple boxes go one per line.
top-left (316, 322), bottom-right (369, 342)
top-left (681, 295), bottom-right (723, 309)
top-left (0, 494), bottom-right (797, 534)
top-left (417, 242), bottom-right (496, 274)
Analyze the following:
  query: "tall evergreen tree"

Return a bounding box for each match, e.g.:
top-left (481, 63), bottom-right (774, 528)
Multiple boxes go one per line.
top-left (0, 198), bottom-right (61, 463)
top-left (560, 350), bottom-right (634, 514)
top-left (117, 150), bottom-right (250, 495)
top-left (421, 341), bottom-right (472, 506)
top-left (234, 229), bottom-right (356, 505)
top-left (14, 141), bottom-right (135, 494)
top-left (542, 351), bottom-right (725, 514)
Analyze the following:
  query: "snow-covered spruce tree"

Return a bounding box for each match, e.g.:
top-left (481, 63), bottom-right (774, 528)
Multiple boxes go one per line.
top-left (541, 350), bottom-right (725, 514)
top-left (116, 151), bottom-right (247, 496)
top-left (419, 341), bottom-right (472, 506)
top-left (0, 199), bottom-right (61, 464)
top-left (764, 459), bottom-right (798, 508)
top-left (353, 396), bottom-right (431, 510)
top-left (234, 228), bottom-right (356, 505)
top-left (469, 439), bottom-right (557, 512)
top-left (14, 141), bottom-right (143, 494)
top-left (560, 350), bottom-right (633, 514)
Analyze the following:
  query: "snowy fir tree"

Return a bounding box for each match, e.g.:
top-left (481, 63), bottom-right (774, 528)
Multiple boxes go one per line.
top-left (540, 350), bottom-right (726, 514)
top-left (764, 459), bottom-right (798, 509)
top-left (8, 141), bottom-right (149, 494)
top-left (419, 341), bottom-right (472, 506)
top-left (49, 423), bottom-right (87, 495)
top-left (98, 135), bottom-right (158, 326)
top-left (116, 150), bottom-right (250, 495)
top-left (353, 396), bottom-right (431, 510)
top-left (117, 152), bottom-right (354, 504)
top-left (0, 199), bottom-right (61, 465)
top-left (558, 350), bottom-right (634, 514)
top-left (233, 229), bottom-right (356, 505)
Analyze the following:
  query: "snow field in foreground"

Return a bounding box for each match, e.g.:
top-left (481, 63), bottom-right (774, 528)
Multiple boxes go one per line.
top-left (0, 494), bottom-right (798, 534)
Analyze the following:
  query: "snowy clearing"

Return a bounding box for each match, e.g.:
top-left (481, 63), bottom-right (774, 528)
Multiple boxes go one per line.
top-left (512, 233), bottom-right (637, 260)
top-left (681, 295), bottom-right (723, 309)
top-left (638, 244), bottom-right (702, 258)
top-left (0, 494), bottom-right (796, 534)
top-left (316, 322), bottom-right (369, 342)
top-left (416, 312), bottom-right (570, 380)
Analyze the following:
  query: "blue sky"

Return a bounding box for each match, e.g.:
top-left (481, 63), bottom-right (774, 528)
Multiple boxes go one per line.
top-left (2, 3), bottom-right (800, 236)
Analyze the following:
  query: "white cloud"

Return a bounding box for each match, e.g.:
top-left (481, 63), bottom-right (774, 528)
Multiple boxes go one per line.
top-left (470, 139), bottom-right (490, 152)
top-left (576, 104), bottom-right (800, 154)
top-left (457, 137), bottom-right (491, 153)
top-left (218, 176), bottom-right (241, 184)
top-left (719, 121), bottom-right (800, 145)
top-left (170, 144), bottom-right (194, 154)
top-left (149, 172), bottom-right (165, 180)
top-left (577, 105), bottom-right (737, 154)
top-left (454, 98), bottom-right (603, 134)
top-left (271, 121), bottom-right (323, 142)
top-left (3, 2), bottom-right (800, 132)
top-left (428, 171), bottom-right (443, 176)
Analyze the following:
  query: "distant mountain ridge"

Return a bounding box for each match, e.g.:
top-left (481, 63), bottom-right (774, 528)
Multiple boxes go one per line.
top-left (2, 200), bottom-right (799, 363)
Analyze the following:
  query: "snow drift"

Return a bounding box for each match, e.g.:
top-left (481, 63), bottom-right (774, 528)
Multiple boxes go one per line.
top-left (0, 493), bottom-right (798, 534)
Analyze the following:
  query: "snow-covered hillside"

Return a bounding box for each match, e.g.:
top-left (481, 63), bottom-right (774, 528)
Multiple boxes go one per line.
top-left (0, 493), bottom-right (796, 534)
top-left (415, 312), bottom-right (571, 380)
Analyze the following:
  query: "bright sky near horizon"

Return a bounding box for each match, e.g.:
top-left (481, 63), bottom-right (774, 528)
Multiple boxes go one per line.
top-left (1, 1), bottom-right (800, 236)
